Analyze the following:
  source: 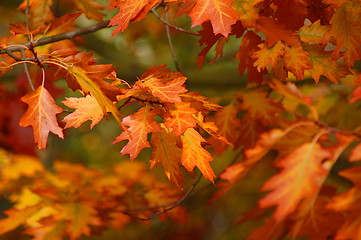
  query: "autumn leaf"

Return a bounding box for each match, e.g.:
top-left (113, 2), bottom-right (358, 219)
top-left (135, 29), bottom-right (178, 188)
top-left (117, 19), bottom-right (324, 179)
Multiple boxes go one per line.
top-left (304, 44), bottom-right (350, 83)
top-left (283, 45), bottom-right (312, 80)
top-left (66, 65), bottom-right (122, 124)
top-left (232, 0), bottom-right (263, 27)
top-left (46, 12), bottom-right (82, 35)
top-left (255, 17), bottom-right (299, 46)
top-left (0, 205), bottom-right (42, 235)
top-left (181, 128), bottom-right (216, 182)
top-left (114, 106), bottom-right (161, 160)
top-left (330, 1), bottom-right (361, 67)
top-left (239, 88), bottom-right (284, 125)
top-left (19, 86), bottom-right (64, 149)
top-left (59, 202), bottom-right (101, 240)
top-left (328, 165), bottom-right (361, 240)
top-left (298, 20), bottom-right (331, 45)
top-left (236, 31), bottom-right (266, 83)
top-left (19, 0), bottom-right (54, 29)
top-left (274, 0), bottom-right (309, 30)
top-left (164, 102), bottom-right (197, 135)
top-left (108, 0), bottom-right (160, 36)
top-left (71, 0), bottom-right (105, 21)
top-left (150, 128), bottom-right (183, 187)
top-left (141, 65), bottom-right (188, 103)
top-left (253, 41), bottom-right (285, 72)
top-left (24, 222), bottom-right (66, 240)
top-left (349, 142), bottom-right (361, 162)
top-left (62, 94), bottom-right (105, 129)
top-left (185, 0), bottom-right (239, 36)
top-left (259, 142), bottom-right (331, 221)
top-left (197, 22), bottom-right (228, 67)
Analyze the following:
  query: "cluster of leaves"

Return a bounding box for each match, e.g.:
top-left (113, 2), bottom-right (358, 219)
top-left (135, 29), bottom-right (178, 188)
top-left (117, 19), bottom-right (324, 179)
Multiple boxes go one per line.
top-left (1, 0), bottom-right (361, 239)
top-left (0, 149), bottom-right (186, 239)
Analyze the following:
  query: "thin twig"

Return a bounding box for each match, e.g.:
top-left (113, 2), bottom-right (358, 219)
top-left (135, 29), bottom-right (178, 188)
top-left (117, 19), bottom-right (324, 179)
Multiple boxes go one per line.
top-left (0, 20), bottom-right (111, 55)
top-left (122, 174), bottom-right (202, 221)
top-left (21, 50), bottom-right (34, 91)
top-left (25, 0), bottom-right (31, 42)
top-left (151, 9), bottom-right (200, 36)
top-left (164, 9), bottom-right (181, 72)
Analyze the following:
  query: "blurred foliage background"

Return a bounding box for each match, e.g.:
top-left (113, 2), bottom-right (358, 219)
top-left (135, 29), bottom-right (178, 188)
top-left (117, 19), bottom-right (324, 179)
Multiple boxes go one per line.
top-left (0, 1), bottom-right (265, 240)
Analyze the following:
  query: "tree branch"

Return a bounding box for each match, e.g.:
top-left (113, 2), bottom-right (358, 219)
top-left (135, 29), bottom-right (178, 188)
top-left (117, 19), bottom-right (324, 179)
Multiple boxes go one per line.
top-left (151, 9), bottom-right (200, 36)
top-left (122, 174), bottom-right (202, 221)
top-left (0, 20), bottom-right (111, 55)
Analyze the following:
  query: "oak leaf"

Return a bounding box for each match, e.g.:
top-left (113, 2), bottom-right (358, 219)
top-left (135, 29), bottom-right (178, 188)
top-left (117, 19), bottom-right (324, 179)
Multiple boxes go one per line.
top-left (330, 1), bottom-right (361, 67)
top-left (62, 94), bottom-right (105, 129)
top-left (259, 142), bottom-right (331, 221)
top-left (239, 88), bottom-right (284, 125)
top-left (114, 106), bottom-right (161, 160)
top-left (19, 0), bottom-right (54, 29)
top-left (19, 86), bottom-right (64, 149)
top-left (185, 0), bottom-right (239, 36)
top-left (305, 44), bottom-right (350, 83)
top-left (109, 0), bottom-right (160, 36)
top-left (236, 31), bottom-right (266, 83)
top-left (0, 205), bottom-right (42, 235)
top-left (298, 20), bottom-right (331, 45)
top-left (181, 128), bottom-right (216, 182)
top-left (283, 45), bottom-right (312, 80)
top-left (232, 0), bottom-right (263, 27)
top-left (141, 65), bottom-right (188, 103)
top-left (150, 128), bottom-right (183, 188)
top-left (253, 41), bottom-right (285, 72)
top-left (164, 102), bottom-right (197, 135)
top-left (255, 17), bottom-right (299, 46)
top-left (59, 202), bottom-right (101, 240)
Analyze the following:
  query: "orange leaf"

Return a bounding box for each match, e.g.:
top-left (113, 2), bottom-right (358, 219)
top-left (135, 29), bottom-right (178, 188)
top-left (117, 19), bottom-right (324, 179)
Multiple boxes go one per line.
top-left (283, 45), bottom-right (312, 80)
top-left (0, 205), bottom-right (42, 235)
top-left (181, 128), bottom-right (216, 182)
top-left (330, 1), bottom-right (361, 67)
top-left (62, 95), bottom-right (105, 129)
top-left (349, 142), bottom-right (361, 162)
top-left (72, 0), bottom-right (105, 21)
top-left (19, 86), bottom-right (64, 149)
top-left (114, 106), bottom-right (161, 160)
top-left (141, 65), bottom-right (188, 103)
top-left (186, 0), bottom-right (239, 36)
top-left (109, 0), bottom-right (160, 36)
top-left (253, 41), bottom-right (285, 71)
top-left (232, 0), bottom-right (263, 27)
top-left (239, 88), bottom-right (284, 125)
top-left (259, 142), bottom-right (331, 221)
top-left (305, 44), bottom-right (350, 83)
top-left (24, 222), bottom-right (66, 240)
top-left (298, 20), bottom-right (331, 45)
top-left (150, 128), bottom-right (183, 188)
top-left (19, 0), bottom-right (54, 29)
top-left (59, 202), bottom-right (101, 240)
top-left (164, 102), bottom-right (197, 135)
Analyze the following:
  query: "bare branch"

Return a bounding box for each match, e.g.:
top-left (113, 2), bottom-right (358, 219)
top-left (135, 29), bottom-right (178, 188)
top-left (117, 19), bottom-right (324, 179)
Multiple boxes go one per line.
top-left (0, 20), bottom-right (111, 55)
top-left (151, 9), bottom-right (200, 36)
top-left (122, 174), bottom-right (202, 221)
top-left (21, 50), bottom-right (35, 91)
top-left (164, 9), bottom-right (181, 72)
